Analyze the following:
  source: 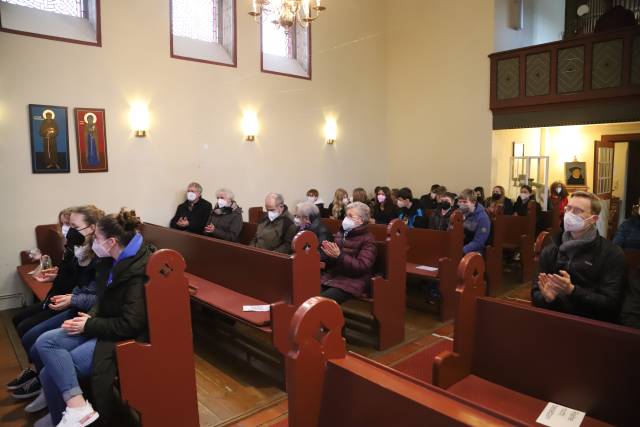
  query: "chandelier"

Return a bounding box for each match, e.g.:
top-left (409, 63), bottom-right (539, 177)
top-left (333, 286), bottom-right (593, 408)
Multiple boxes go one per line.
top-left (249, 0), bottom-right (326, 30)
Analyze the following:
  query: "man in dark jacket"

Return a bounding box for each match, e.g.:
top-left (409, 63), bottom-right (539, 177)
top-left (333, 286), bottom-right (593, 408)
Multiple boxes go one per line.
top-left (419, 184), bottom-right (442, 210)
top-left (532, 191), bottom-right (627, 323)
top-left (428, 192), bottom-right (456, 231)
top-left (170, 182), bottom-right (212, 234)
top-left (204, 188), bottom-right (243, 242)
top-left (294, 201), bottom-right (333, 261)
top-left (396, 187), bottom-right (426, 228)
top-left (458, 189), bottom-right (491, 254)
top-left (250, 192), bottom-right (298, 254)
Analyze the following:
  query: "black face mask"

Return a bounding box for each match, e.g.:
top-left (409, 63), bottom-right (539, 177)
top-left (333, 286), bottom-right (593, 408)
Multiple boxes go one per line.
top-left (492, 193), bottom-right (502, 200)
top-left (65, 227), bottom-right (86, 248)
top-left (438, 201), bottom-right (451, 210)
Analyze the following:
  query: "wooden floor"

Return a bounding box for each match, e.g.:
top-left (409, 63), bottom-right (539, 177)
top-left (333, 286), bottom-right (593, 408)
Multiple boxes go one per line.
top-left (0, 268), bottom-right (529, 427)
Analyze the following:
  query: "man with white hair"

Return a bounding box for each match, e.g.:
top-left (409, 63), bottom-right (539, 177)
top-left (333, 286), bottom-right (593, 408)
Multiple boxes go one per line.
top-left (204, 188), bottom-right (243, 242)
top-left (170, 182), bottom-right (212, 235)
top-left (250, 192), bottom-right (298, 254)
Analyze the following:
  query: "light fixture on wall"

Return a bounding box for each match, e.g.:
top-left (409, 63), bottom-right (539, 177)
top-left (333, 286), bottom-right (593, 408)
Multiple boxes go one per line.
top-left (242, 111), bottom-right (259, 141)
top-left (129, 102), bottom-right (149, 137)
top-left (249, 0), bottom-right (326, 30)
top-left (324, 117), bottom-right (337, 145)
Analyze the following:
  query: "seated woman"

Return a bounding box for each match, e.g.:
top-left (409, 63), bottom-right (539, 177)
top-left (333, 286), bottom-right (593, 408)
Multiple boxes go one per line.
top-left (513, 184), bottom-right (543, 234)
top-left (352, 187), bottom-right (369, 205)
top-left (203, 188), bottom-right (243, 242)
top-left (328, 188), bottom-right (349, 220)
top-left (485, 185), bottom-right (514, 215)
top-left (474, 186), bottom-right (486, 207)
top-left (372, 186), bottom-right (398, 225)
top-left (548, 181), bottom-right (569, 222)
top-left (295, 202), bottom-right (333, 260)
top-left (31, 209), bottom-right (152, 427)
top-left (58, 208), bottom-right (72, 238)
top-left (614, 199), bottom-right (640, 250)
top-left (320, 202), bottom-right (377, 304)
top-left (8, 206), bottom-right (104, 409)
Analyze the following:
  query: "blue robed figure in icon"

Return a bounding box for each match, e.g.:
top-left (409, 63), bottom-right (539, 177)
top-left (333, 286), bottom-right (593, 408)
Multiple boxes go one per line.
top-left (84, 113), bottom-right (100, 166)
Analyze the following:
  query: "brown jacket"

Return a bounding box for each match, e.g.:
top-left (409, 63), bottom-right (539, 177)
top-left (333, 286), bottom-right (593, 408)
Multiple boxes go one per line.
top-left (249, 206), bottom-right (298, 254)
top-left (204, 203), bottom-right (243, 242)
top-left (321, 225), bottom-right (377, 297)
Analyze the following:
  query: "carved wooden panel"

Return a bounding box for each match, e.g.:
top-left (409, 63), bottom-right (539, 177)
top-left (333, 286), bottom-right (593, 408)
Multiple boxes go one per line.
top-left (592, 39), bottom-right (624, 89)
top-left (526, 52), bottom-right (550, 96)
top-left (497, 58), bottom-right (519, 100)
top-left (557, 46), bottom-right (584, 94)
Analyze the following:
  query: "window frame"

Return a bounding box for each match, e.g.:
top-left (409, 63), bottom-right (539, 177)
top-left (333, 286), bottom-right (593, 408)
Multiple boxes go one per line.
top-left (260, 16), bottom-right (312, 80)
top-left (169, 0), bottom-right (237, 68)
top-left (0, 0), bottom-right (101, 47)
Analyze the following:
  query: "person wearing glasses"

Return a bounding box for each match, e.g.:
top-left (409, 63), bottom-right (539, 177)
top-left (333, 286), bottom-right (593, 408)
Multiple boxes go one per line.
top-left (531, 191), bottom-right (627, 323)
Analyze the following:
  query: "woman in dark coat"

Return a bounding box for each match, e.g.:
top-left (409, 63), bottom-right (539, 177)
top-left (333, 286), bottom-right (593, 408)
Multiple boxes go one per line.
top-left (204, 188), bottom-right (243, 242)
top-left (320, 202), bottom-right (377, 304)
top-left (372, 186), bottom-right (399, 225)
top-left (32, 209), bottom-right (152, 426)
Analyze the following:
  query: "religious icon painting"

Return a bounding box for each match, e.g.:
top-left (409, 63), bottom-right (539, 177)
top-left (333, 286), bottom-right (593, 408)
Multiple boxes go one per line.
top-left (74, 108), bottom-right (108, 173)
top-left (28, 104), bottom-right (70, 173)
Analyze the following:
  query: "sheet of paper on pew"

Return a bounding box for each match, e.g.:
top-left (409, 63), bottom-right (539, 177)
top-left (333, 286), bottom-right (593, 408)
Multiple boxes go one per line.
top-left (416, 265), bottom-right (438, 272)
top-left (536, 402), bottom-right (586, 427)
top-left (242, 305), bottom-right (271, 312)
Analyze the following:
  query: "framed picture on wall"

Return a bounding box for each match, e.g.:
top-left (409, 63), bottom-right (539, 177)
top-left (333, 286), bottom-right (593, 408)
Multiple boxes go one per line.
top-left (28, 104), bottom-right (70, 173)
top-left (74, 108), bottom-right (108, 173)
top-left (565, 161), bottom-right (587, 186)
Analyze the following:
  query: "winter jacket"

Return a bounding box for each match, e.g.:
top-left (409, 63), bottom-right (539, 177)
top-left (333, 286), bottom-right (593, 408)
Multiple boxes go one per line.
top-left (84, 234), bottom-right (153, 421)
top-left (398, 199), bottom-right (426, 228)
top-left (428, 208), bottom-right (454, 231)
top-left (513, 196), bottom-right (544, 234)
top-left (531, 231), bottom-right (627, 323)
top-left (327, 202), bottom-right (346, 220)
top-left (462, 204), bottom-right (491, 254)
top-left (44, 249), bottom-right (96, 306)
top-left (620, 265), bottom-right (640, 329)
top-left (170, 198), bottom-right (212, 235)
top-left (249, 206), bottom-right (298, 254)
top-left (372, 203), bottom-right (399, 225)
top-left (485, 196), bottom-right (514, 215)
top-left (204, 202), bottom-right (244, 242)
top-left (419, 194), bottom-right (439, 210)
top-left (613, 216), bottom-right (640, 250)
top-left (321, 225), bottom-right (377, 297)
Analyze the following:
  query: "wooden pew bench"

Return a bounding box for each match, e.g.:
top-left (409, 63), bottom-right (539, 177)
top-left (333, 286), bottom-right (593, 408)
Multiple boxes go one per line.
top-left (116, 248), bottom-right (199, 426)
top-left (272, 288), bottom-right (526, 427)
top-left (16, 224), bottom-right (65, 302)
top-left (491, 201), bottom-right (537, 283)
top-left (432, 252), bottom-right (640, 426)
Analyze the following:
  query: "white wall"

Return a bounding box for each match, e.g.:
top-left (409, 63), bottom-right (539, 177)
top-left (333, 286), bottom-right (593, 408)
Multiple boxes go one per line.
top-left (0, 0), bottom-right (390, 309)
top-left (386, 0), bottom-right (495, 195)
top-left (494, 0), bottom-right (565, 52)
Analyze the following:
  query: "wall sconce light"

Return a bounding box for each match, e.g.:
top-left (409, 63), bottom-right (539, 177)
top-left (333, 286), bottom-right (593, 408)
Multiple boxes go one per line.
top-left (242, 111), bottom-right (258, 141)
top-left (129, 102), bottom-right (149, 137)
top-left (324, 117), bottom-right (337, 145)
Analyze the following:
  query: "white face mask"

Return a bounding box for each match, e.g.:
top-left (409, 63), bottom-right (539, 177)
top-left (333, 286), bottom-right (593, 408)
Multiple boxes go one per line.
top-left (61, 224), bottom-right (70, 237)
top-left (92, 239), bottom-right (111, 258)
top-left (520, 193), bottom-right (530, 201)
top-left (294, 217), bottom-right (302, 226)
top-left (564, 211), bottom-right (591, 233)
top-left (267, 210), bottom-right (279, 222)
top-left (342, 197), bottom-right (350, 205)
top-left (187, 191), bottom-right (197, 202)
top-left (307, 196), bottom-right (317, 203)
top-left (217, 198), bottom-right (228, 208)
top-left (342, 217), bottom-right (359, 231)
top-left (74, 244), bottom-right (89, 260)
top-left (556, 187), bottom-right (562, 194)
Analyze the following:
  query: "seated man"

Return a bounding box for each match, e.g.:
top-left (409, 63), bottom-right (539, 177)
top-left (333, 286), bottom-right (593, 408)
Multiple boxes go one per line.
top-left (250, 192), bottom-right (298, 254)
top-left (428, 191), bottom-right (456, 231)
top-left (320, 202), bottom-right (377, 304)
top-left (532, 191), bottom-right (627, 323)
top-left (396, 187), bottom-right (426, 228)
top-left (204, 188), bottom-right (243, 242)
top-left (613, 199), bottom-right (640, 250)
top-left (457, 189), bottom-right (491, 254)
top-left (420, 184), bottom-right (442, 210)
top-left (170, 182), bottom-right (212, 235)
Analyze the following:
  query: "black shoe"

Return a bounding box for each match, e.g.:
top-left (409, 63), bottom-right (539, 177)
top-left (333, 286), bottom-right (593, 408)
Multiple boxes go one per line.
top-left (11, 377), bottom-right (41, 399)
top-left (6, 368), bottom-right (37, 390)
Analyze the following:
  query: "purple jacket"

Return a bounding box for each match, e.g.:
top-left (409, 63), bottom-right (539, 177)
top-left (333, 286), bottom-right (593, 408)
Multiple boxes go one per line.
top-left (321, 225), bottom-right (377, 297)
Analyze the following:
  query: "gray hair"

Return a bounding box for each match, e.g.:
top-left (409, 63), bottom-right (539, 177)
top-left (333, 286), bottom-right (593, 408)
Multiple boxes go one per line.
top-left (188, 182), bottom-right (203, 194)
top-left (265, 192), bottom-right (285, 206)
top-left (346, 201), bottom-right (370, 223)
top-left (296, 202), bottom-right (320, 219)
top-left (216, 188), bottom-right (235, 201)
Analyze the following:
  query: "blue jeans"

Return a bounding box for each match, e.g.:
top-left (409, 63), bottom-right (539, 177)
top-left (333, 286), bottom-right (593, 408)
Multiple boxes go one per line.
top-left (22, 309), bottom-right (75, 364)
top-left (35, 328), bottom-right (96, 424)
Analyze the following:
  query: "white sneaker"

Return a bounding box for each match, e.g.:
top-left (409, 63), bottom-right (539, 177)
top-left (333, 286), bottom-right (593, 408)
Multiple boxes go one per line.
top-left (34, 413), bottom-right (54, 427)
top-left (57, 402), bottom-right (99, 427)
top-left (25, 390), bottom-right (48, 413)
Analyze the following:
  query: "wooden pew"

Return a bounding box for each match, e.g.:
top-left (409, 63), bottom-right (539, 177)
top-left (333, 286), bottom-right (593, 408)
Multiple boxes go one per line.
top-left (432, 252), bottom-right (640, 426)
top-left (238, 221), bottom-right (257, 245)
top-left (116, 249), bottom-right (199, 427)
top-left (625, 249), bottom-right (640, 274)
top-left (539, 199), bottom-right (561, 236)
top-left (248, 206), bottom-right (265, 224)
top-left (534, 230), bottom-right (551, 265)
top-left (491, 201), bottom-right (537, 283)
top-left (272, 292), bottom-right (525, 427)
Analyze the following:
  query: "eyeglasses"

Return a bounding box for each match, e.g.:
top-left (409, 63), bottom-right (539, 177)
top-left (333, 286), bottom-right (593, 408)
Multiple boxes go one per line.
top-left (564, 205), bottom-right (589, 215)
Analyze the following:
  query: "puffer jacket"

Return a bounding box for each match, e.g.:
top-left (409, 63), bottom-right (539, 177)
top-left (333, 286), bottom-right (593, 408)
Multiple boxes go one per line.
top-left (204, 202), bottom-right (244, 242)
top-left (250, 206), bottom-right (298, 254)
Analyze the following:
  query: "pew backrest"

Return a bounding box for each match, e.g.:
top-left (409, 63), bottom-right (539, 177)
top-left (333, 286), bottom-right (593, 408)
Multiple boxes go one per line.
top-left (21, 224), bottom-right (65, 266)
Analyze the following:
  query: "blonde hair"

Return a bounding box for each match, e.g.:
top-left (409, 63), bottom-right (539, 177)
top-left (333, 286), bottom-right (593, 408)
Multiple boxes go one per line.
top-left (332, 188), bottom-right (348, 218)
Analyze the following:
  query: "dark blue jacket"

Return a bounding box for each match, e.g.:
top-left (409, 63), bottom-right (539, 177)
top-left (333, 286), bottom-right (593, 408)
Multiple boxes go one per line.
top-left (462, 203), bottom-right (491, 254)
top-left (613, 216), bottom-right (640, 250)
